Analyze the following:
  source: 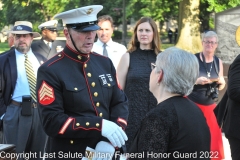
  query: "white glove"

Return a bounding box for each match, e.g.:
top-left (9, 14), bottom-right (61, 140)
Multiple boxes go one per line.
top-left (101, 119), bottom-right (128, 148)
top-left (83, 146), bottom-right (96, 160)
top-left (92, 141), bottom-right (115, 160)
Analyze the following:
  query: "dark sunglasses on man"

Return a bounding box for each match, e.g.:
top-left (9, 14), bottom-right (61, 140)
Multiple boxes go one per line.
top-left (47, 28), bottom-right (58, 33)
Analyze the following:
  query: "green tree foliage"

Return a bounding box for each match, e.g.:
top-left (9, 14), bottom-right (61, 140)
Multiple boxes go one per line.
top-left (128, 0), bottom-right (180, 22)
top-left (1, 0), bottom-right (69, 31)
top-left (207, 0), bottom-right (240, 12)
top-left (129, 0), bottom-right (240, 30)
top-left (1, 0), bottom-right (125, 30)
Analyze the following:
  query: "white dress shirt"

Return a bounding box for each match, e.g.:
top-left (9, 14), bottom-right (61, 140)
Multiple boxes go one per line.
top-left (12, 49), bottom-right (40, 102)
top-left (92, 39), bottom-right (127, 69)
top-left (44, 39), bottom-right (52, 49)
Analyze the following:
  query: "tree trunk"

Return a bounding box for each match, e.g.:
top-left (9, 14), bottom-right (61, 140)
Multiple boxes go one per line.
top-left (176, 0), bottom-right (202, 54)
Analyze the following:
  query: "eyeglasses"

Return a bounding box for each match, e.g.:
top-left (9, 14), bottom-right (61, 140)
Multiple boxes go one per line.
top-left (203, 41), bottom-right (218, 45)
top-left (151, 63), bottom-right (156, 70)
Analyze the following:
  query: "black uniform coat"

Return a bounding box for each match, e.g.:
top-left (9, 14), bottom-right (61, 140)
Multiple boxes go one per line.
top-left (223, 54), bottom-right (240, 139)
top-left (31, 38), bottom-right (65, 59)
top-left (36, 45), bottom-right (128, 158)
top-left (0, 49), bottom-right (46, 116)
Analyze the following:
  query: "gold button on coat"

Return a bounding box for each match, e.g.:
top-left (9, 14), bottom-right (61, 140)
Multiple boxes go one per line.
top-left (99, 113), bottom-right (103, 117)
top-left (91, 82), bottom-right (95, 87)
top-left (96, 123), bottom-right (99, 127)
top-left (77, 55), bottom-right (82, 60)
top-left (87, 73), bottom-right (91, 77)
top-left (94, 92), bottom-right (98, 97)
top-left (74, 88), bottom-right (78, 91)
top-left (86, 122), bottom-right (90, 126)
top-left (76, 123), bottom-right (80, 126)
top-left (108, 83), bottom-right (111, 87)
top-left (70, 140), bottom-right (74, 144)
top-left (84, 64), bottom-right (87, 68)
top-left (96, 102), bottom-right (100, 107)
top-left (58, 54), bottom-right (61, 57)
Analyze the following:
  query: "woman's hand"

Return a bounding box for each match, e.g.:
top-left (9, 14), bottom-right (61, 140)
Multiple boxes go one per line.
top-left (195, 77), bottom-right (211, 85)
top-left (217, 76), bottom-right (226, 90)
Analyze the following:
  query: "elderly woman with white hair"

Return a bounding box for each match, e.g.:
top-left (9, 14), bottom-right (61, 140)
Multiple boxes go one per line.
top-left (128, 47), bottom-right (210, 160)
top-left (188, 31), bottom-right (225, 160)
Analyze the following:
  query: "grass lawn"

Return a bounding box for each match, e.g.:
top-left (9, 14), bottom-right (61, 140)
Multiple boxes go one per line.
top-left (0, 43), bottom-right (9, 53)
top-left (0, 42), bottom-right (174, 54)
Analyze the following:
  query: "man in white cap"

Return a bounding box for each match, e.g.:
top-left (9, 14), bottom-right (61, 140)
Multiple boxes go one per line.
top-left (0, 21), bottom-right (46, 159)
top-left (36, 5), bottom-right (128, 159)
top-left (31, 20), bottom-right (65, 59)
top-left (92, 15), bottom-right (127, 69)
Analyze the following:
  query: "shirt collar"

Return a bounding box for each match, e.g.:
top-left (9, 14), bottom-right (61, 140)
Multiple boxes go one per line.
top-left (15, 48), bottom-right (33, 56)
top-left (43, 39), bottom-right (51, 45)
top-left (96, 38), bottom-right (113, 46)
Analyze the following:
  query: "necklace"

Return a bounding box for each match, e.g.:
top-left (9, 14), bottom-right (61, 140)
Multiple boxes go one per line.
top-left (201, 52), bottom-right (214, 78)
top-left (207, 62), bottom-right (213, 78)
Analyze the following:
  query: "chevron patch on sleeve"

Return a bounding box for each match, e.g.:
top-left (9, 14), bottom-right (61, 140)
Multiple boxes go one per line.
top-left (38, 81), bottom-right (55, 105)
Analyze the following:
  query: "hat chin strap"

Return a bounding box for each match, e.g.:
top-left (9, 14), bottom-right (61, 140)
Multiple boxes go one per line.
top-left (68, 28), bottom-right (85, 54)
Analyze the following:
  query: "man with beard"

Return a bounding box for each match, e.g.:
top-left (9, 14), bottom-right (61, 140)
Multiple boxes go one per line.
top-left (0, 21), bottom-right (46, 160)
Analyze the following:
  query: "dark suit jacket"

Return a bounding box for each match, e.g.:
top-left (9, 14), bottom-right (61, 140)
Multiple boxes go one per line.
top-left (31, 38), bottom-right (65, 59)
top-left (223, 54), bottom-right (240, 139)
top-left (0, 49), bottom-right (46, 116)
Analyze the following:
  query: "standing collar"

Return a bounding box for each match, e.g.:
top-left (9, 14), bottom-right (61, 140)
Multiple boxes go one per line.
top-left (62, 44), bottom-right (90, 63)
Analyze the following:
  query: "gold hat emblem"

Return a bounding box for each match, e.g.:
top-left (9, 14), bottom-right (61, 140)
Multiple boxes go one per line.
top-left (87, 8), bottom-right (93, 15)
top-left (54, 23), bottom-right (57, 27)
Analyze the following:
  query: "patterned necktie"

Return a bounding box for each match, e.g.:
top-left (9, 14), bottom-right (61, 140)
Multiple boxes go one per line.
top-left (103, 43), bottom-right (108, 57)
top-left (24, 54), bottom-right (37, 102)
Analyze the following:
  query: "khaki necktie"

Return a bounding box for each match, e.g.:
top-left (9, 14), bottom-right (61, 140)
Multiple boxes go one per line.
top-left (24, 54), bottom-right (37, 102)
top-left (103, 43), bottom-right (108, 57)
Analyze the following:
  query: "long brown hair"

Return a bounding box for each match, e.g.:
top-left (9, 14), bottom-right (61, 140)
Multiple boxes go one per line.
top-left (127, 17), bottom-right (161, 55)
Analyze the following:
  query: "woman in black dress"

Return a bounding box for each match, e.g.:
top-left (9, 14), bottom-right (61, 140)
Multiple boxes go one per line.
top-left (129, 47), bottom-right (211, 160)
top-left (117, 17), bottom-right (161, 150)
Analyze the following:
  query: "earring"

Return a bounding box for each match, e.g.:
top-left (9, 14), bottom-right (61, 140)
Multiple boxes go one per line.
top-left (156, 82), bottom-right (160, 86)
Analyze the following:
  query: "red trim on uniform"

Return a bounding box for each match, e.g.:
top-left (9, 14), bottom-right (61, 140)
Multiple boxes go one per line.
top-left (116, 73), bottom-right (122, 90)
top-left (66, 44), bottom-right (90, 57)
top-left (71, 119), bottom-right (101, 131)
top-left (59, 117), bottom-right (74, 134)
top-left (47, 54), bottom-right (64, 67)
top-left (64, 52), bottom-right (90, 63)
top-left (117, 118), bottom-right (127, 129)
top-left (38, 81), bottom-right (55, 105)
top-left (66, 44), bottom-right (81, 54)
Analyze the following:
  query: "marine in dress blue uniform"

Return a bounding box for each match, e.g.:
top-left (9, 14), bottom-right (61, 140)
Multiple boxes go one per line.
top-left (36, 5), bottom-right (128, 159)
